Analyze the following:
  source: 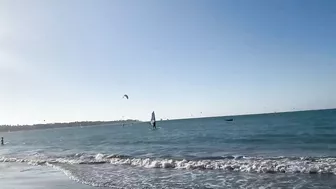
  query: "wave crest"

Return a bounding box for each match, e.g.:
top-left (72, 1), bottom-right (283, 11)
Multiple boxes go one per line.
top-left (2, 153), bottom-right (336, 174)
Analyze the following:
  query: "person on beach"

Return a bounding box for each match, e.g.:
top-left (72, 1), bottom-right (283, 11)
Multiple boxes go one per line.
top-left (1, 137), bottom-right (4, 145)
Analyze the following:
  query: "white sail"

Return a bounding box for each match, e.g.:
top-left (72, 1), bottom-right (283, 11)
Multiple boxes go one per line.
top-left (150, 111), bottom-right (156, 125)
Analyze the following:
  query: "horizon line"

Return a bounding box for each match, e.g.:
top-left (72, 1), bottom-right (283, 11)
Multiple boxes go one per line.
top-left (1, 108), bottom-right (335, 126)
top-left (158, 108), bottom-right (336, 122)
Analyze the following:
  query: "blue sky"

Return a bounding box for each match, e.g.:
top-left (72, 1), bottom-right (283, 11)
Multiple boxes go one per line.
top-left (0, 0), bottom-right (335, 124)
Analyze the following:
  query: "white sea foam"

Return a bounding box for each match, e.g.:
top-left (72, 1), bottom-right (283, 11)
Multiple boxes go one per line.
top-left (1, 154), bottom-right (336, 174)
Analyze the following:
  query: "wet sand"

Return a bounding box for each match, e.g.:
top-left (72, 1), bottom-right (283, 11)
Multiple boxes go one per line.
top-left (0, 163), bottom-right (98, 189)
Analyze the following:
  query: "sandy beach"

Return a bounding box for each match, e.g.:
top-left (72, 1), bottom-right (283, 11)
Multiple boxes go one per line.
top-left (0, 163), bottom-right (97, 189)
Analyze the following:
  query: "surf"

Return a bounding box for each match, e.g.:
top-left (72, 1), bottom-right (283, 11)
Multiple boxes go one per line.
top-left (2, 153), bottom-right (336, 174)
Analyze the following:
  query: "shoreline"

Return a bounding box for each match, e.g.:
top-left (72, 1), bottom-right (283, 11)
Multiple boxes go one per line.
top-left (0, 162), bottom-right (99, 189)
top-left (0, 120), bottom-right (141, 133)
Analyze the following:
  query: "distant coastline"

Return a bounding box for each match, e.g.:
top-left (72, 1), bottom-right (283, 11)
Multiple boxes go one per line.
top-left (1, 108), bottom-right (335, 133)
top-left (0, 120), bottom-right (141, 132)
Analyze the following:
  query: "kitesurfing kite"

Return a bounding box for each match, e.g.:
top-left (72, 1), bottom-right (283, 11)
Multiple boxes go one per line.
top-left (123, 94), bottom-right (129, 99)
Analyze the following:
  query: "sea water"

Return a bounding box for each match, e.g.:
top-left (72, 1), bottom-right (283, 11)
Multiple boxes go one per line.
top-left (1, 109), bottom-right (336, 188)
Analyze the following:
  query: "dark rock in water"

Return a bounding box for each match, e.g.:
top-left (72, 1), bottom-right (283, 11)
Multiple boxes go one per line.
top-left (225, 118), bottom-right (233, 121)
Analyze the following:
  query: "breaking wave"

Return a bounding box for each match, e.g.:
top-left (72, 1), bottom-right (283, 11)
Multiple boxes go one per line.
top-left (2, 153), bottom-right (336, 174)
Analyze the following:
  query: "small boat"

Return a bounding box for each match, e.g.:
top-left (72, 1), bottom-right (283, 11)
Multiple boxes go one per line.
top-left (225, 118), bottom-right (233, 122)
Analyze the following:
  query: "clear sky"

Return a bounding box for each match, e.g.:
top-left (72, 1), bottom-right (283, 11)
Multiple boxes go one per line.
top-left (0, 0), bottom-right (335, 124)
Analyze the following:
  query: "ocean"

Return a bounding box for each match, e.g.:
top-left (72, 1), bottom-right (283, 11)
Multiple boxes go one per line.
top-left (1, 109), bottom-right (336, 188)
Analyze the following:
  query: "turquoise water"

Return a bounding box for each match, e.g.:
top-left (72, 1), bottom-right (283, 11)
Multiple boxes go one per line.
top-left (1, 109), bottom-right (336, 188)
